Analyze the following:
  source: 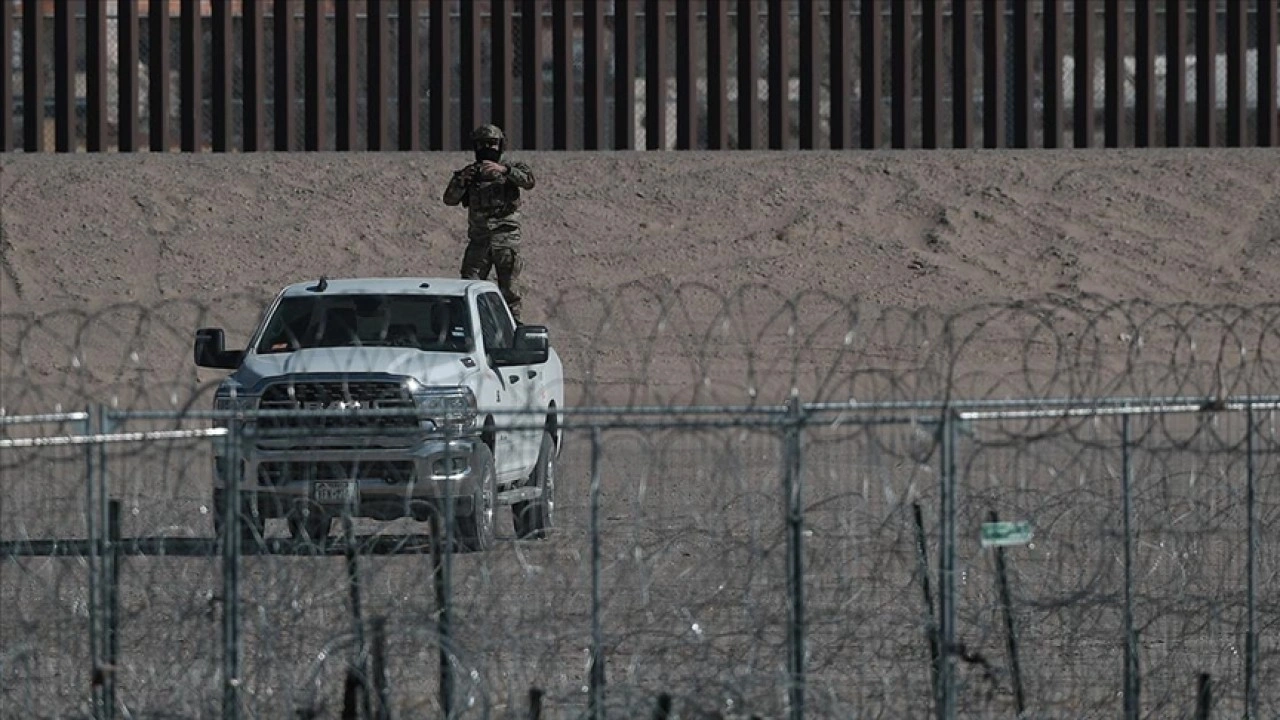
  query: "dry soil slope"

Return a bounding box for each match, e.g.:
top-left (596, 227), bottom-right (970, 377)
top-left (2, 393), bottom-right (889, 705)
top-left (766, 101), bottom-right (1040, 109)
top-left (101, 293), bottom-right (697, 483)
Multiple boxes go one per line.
top-left (1, 148), bottom-right (1277, 412)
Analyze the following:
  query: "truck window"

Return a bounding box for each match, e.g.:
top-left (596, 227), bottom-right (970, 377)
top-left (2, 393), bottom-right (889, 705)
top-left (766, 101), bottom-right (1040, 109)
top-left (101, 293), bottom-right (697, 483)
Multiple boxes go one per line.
top-left (476, 292), bottom-right (514, 350)
top-left (255, 294), bottom-right (472, 353)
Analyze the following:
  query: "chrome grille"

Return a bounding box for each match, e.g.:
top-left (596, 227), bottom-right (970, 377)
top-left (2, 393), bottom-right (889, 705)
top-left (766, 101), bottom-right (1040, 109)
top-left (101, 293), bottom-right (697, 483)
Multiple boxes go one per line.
top-left (257, 460), bottom-right (417, 485)
top-left (256, 379), bottom-right (417, 430)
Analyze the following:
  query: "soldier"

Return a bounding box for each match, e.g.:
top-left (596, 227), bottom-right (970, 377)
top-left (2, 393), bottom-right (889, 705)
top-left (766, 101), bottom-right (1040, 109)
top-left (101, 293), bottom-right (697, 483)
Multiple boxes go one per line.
top-left (443, 124), bottom-right (536, 324)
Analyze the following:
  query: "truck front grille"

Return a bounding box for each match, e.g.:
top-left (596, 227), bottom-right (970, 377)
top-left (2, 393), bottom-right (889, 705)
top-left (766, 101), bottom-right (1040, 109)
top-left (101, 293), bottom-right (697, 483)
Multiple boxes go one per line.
top-left (257, 379), bottom-right (418, 431)
top-left (258, 459), bottom-right (417, 485)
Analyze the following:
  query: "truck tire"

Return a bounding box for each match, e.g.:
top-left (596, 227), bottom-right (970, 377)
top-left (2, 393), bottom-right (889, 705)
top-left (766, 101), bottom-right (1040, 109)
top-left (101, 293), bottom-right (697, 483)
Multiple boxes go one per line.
top-left (213, 490), bottom-right (265, 546)
top-left (288, 503), bottom-right (332, 545)
top-left (514, 430), bottom-right (556, 540)
top-left (455, 443), bottom-right (497, 552)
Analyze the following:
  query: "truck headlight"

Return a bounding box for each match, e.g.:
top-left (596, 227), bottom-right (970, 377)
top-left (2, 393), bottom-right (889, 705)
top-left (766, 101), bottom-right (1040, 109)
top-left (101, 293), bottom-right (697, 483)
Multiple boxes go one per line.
top-left (410, 386), bottom-right (478, 431)
top-left (213, 390), bottom-right (258, 428)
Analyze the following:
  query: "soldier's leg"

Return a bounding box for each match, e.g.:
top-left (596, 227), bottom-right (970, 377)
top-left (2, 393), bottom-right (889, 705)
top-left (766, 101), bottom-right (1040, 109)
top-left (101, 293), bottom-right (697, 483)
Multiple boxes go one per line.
top-left (491, 246), bottom-right (525, 323)
top-left (459, 239), bottom-right (492, 280)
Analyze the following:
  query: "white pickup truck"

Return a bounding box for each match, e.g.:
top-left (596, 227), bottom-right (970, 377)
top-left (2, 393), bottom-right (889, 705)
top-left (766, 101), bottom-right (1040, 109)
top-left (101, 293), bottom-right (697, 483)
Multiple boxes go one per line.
top-left (193, 276), bottom-right (564, 551)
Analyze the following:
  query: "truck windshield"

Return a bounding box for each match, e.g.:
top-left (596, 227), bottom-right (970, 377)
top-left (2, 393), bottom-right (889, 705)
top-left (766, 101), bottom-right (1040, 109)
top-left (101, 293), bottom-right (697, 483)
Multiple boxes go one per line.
top-left (255, 294), bottom-right (473, 353)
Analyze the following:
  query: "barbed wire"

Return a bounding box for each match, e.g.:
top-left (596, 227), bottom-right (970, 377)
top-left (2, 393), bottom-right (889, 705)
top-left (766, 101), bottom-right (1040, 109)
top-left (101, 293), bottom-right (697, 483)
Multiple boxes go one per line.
top-left (2, 288), bottom-right (1278, 718)
top-left (2, 285), bottom-right (1277, 415)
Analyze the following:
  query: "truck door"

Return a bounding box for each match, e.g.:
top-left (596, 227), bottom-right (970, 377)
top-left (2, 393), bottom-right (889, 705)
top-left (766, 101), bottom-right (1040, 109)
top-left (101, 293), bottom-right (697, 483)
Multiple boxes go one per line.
top-left (476, 291), bottom-right (534, 479)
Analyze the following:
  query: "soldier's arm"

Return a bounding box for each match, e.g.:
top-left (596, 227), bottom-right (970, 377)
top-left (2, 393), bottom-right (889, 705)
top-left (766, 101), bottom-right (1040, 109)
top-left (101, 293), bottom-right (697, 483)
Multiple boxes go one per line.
top-left (502, 161), bottom-right (535, 190)
top-left (443, 170), bottom-right (470, 206)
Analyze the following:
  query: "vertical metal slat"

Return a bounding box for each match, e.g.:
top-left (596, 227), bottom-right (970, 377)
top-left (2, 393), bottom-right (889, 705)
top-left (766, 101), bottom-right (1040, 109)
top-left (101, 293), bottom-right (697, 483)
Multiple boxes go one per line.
top-left (211, 0), bottom-right (234, 152)
top-left (492, 0), bottom-right (515, 141)
top-left (305, 0), bottom-right (326, 151)
top-left (54, 0), bottom-right (74, 152)
top-left (798, 0), bottom-right (819, 148)
top-left (521, 0), bottom-right (543, 149)
top-left (336, 0), bottom-right (358, 150)
top-left (982, 0), bottom-right (1004, 148)
top-left (921, 0), bottom-right (943, 149)
top-left (274, 0), bottom-right (296, 151)
top-left (1103, 0), bottom-right (1123, 147)
top-left (399, 0), bottom-right (421, 151)
top-left (828, 0), bottom-right (851, 149)
top-left (21, 0), bottom-right (43, 152)
top-left (553, 0), bottom-right (574, 149)
top-left (890, 0), bottom-right (912, 148)
top-left (1012, 0), bottom-right (1032, 147)
top-left (861, 0), bottom-right (882, 148)
top-left (1073, 0), bottom-right (1093, 147)
top-left (767, 0), bottom-right (788, 149)
top-left (583, 0), bottom-right (605, 148)
top-left (1043, 0), bottom-right (1064, 148)
top-left (676, 0), bottom-right (698, 149)
top-left (1194, 0), bottom-right (1215, 147)
top-left (706, 0), bottom-right (729, 150)
top-left (86, 0), bottom-right (108, 151)
top-left (243, 0), bottom-right (267, 151)
top-left (1134, 0), bottom-right (1155, 147)
top-left (1224, 0), bottom-right (1247, 147)
top-left (368, 0), bottom-right (390, 151)
top-left (952, 0), bottom-right (973, 148)
top-left (0, 0), bottom-right (11, 151)
top-left (645, 0), bottom-right (668, 150)
top-left (614, 0), bottom-right (636, 149)
top-left (1165, 0), bottom-right (1186, 146)
top-left (148, 0), bottom-right (169, 151)
top-left (460, 0), bottom-right (481, 136)
top-left (1260, 0), bottom-right (1278, 147)
top-left (737, 0), bottom-right (759, 149)
top-left (180, 0), bottom-right (202, 152)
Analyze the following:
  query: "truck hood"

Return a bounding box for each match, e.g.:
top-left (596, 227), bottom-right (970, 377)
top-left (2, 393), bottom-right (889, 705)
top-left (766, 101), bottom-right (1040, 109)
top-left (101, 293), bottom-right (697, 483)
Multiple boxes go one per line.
top-left (229, 347), bottom-right (480, 391)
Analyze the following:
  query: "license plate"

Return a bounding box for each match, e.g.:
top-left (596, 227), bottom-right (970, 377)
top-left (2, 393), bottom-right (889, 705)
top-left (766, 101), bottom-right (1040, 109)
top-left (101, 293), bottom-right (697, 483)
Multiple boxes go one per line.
top-left (313, 481), bottom-right (358, 505)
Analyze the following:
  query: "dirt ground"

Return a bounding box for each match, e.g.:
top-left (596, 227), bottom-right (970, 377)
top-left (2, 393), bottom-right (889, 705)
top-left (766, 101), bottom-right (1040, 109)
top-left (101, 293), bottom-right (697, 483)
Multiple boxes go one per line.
top-left (2, 148), bottom-right (1279, 718)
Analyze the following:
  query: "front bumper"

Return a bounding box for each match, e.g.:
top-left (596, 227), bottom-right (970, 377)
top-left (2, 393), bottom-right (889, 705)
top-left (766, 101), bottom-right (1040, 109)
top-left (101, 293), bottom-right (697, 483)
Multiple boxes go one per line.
top-left (213, 432), bottom-right (485, 521)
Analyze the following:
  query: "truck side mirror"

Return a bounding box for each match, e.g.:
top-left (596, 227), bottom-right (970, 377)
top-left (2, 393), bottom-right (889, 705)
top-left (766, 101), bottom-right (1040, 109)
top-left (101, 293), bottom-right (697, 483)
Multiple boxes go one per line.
top-left (194, 327), bottom-right (245, 369)
top-left (491, 325), bottom-right (549, 366)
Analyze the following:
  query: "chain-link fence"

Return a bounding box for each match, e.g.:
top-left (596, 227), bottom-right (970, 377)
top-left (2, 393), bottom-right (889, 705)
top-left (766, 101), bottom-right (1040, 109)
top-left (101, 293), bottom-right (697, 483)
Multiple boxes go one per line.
top-left (3, 284), bottom-right (1279, 718)
top-left (4, 397), bottom-right (1278, 718)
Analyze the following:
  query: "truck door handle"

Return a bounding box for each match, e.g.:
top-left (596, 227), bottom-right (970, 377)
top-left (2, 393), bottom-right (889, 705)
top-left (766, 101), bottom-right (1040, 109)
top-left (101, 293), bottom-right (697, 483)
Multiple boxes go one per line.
top-left (508, 375), bottom-right (520, 384)
top-left (527, 370), bottom-right (537, 379)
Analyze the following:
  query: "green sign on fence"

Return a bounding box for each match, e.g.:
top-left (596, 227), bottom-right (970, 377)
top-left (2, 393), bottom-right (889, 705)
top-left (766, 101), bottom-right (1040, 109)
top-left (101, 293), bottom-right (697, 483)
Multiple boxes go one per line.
top-left (981, 521), bottom-right (1034, 548)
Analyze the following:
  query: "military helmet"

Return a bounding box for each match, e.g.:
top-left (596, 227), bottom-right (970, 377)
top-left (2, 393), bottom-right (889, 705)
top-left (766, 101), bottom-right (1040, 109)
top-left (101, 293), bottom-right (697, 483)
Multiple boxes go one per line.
top-left (472, 124), bottom-right (506, 145)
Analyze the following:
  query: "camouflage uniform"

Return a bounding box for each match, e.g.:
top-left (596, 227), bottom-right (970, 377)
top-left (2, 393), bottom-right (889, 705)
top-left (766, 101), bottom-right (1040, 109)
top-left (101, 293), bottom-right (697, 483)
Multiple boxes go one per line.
top-left (443, 124), bottom-right (536, 323)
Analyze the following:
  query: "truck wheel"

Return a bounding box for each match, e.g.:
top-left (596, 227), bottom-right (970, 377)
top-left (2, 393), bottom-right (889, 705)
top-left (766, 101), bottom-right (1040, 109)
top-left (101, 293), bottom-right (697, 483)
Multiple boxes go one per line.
top-left (213, 490), bottom-right (265, 546)
top-left (514, 430), bottom-right (556, 540)
top-left (455, 444), bottom-right (497, 552)
top-left (288, 504), bottom-right (332, 545)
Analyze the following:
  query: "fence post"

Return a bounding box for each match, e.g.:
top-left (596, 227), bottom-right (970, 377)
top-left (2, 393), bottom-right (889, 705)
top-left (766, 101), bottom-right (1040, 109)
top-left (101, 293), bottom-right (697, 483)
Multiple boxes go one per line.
top-left (85, 405), bottom-right (103, 719)
top-left (1196, 673), bottom-right (1213, 720)
top-left (104, 500), bottom-right (121, 720)
top-left (370, 617), bottom-right (390, 719)
top-left (222, 416), bottom-right (243, 720)
top-left (588, 426), bottom-right (606, 720)
top-left (1244, 405), bottom-right (1258, 718)
top-left (344, 508), bottom-right (371, 720)
top-left (912, 503), bottom-right (940, 707)
top-left (937, 409), bottom-right (957, 720)
top-left (988, 509), bottom-right (1025, 715)
top-left (528, 687), bottom-right (544, 720)
top-left (1121, 414), bottom-right (1138, 720)
top-left (97, 405), bottom-right (114, 720)
top-left (431, 426), bottom-right (457, 719)
top-left (783, 395), bottom-right (806, 720)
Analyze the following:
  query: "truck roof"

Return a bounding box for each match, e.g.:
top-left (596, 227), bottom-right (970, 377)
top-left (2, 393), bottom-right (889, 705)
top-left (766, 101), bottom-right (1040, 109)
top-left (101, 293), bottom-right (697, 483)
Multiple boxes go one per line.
top-left (278, 277), bottom-right (487, 297)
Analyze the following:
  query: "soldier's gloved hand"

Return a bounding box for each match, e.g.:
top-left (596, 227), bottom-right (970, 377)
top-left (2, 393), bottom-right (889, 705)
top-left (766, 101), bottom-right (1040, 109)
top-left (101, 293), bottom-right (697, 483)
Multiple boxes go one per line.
top-left (478, 160), bottom-right (506, 181)
top-left (456, 164), bottom-right (478, 183)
